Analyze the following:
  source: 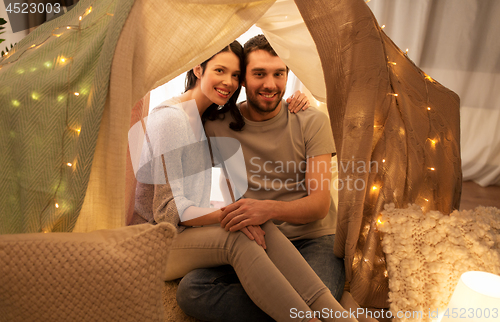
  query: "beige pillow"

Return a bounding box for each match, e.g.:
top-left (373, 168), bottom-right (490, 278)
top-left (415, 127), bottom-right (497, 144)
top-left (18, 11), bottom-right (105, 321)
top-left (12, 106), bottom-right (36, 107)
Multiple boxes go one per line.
top-left (0, 223), bottom-right (176, 322)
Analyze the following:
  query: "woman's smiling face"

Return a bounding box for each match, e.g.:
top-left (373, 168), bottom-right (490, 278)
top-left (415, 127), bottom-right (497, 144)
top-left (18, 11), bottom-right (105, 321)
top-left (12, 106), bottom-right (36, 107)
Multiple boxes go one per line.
top-left (197, 51), bottom-right (241, 106)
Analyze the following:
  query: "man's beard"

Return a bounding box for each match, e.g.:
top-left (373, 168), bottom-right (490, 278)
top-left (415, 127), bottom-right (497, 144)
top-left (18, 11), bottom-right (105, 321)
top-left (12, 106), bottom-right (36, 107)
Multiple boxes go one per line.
top-left (246, 91), bottom-right (284, 115)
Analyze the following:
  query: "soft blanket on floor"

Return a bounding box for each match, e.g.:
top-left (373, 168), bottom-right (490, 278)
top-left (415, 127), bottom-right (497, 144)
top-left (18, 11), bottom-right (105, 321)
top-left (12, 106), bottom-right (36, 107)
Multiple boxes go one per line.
top-left (379, 204), bottom-right (500, 322)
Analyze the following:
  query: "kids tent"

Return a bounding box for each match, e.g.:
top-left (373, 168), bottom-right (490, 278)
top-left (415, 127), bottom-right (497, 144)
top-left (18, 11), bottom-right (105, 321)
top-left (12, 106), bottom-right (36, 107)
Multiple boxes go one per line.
top-left (0, 0), bottom-right (461, 308)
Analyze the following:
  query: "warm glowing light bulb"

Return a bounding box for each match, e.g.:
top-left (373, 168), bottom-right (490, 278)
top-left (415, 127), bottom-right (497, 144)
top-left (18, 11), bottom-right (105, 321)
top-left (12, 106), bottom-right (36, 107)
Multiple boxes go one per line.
top-left (60, 58), bottom-right (66, 63)
top-left (388, 93), bottom-right (398, 97)
top-left (389, 62), bottom-right (397, 65)
top-left (79, 16), bottom-right (82, 21)
top-left (87, 6), bottom-right (92, 14)
top-left (427, 107), bottom-right (431, 111)
top-left (67, 26), bottom-right (71, 30)
top-left (31, 92), bottom-right (40, 100)
top-left (429, 167), bottom-right (435, 171)
top-left (74, 92), bottom-right (80, 96)
top-left (55, 202), bottom-right (59, 208)
top-left (66, 163), bottom-right (72, 167)
top-left (372, 185), bottom-right (378, 191)
top-left (381, 25), bottom-right (386, 29)
top-left (76, 128), bottom-right (81, 134)
top-left (30, 44), bottom-right (36, 48)
top-left (405, 48), bottom-right (409, 54)
top-left (11, 100), bottom-right (20, 107)
top-left (382, 159), bottom-right (386, 163)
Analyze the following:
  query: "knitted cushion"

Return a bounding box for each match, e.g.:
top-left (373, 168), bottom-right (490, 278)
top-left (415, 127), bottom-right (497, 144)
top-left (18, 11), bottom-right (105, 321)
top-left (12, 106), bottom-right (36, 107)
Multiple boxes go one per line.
top-left (379, 204), bottom-right (500, 322)
top-left (0, 223), bottom-right (176, 322)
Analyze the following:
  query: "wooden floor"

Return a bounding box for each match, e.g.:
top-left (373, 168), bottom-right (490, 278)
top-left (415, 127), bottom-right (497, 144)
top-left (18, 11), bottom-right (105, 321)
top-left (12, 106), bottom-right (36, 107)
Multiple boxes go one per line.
top-left (460, 180), bottom-right (500, 210)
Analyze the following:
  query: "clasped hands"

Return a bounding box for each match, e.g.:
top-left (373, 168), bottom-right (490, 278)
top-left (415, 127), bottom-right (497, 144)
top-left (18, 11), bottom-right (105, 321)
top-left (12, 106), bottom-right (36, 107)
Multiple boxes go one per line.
top-left (219, 198), bottom-right (275, 250)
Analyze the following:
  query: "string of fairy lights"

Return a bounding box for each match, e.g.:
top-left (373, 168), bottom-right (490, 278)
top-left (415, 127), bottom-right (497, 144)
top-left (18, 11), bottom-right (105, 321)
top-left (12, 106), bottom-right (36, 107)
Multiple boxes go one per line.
top-left (0, 1), bottom-right (115, 232)
top-left (347, 0), bottom-right (442, 281)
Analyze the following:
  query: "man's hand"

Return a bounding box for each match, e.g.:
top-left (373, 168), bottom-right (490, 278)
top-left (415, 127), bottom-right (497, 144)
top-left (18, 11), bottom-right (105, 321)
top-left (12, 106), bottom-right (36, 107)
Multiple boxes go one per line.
top-left (240, 225), bottom-right (266, 249)
top-left (286, 90), bottom-right (309, 113)
top-left (220, 199), bottom-right (274, 232)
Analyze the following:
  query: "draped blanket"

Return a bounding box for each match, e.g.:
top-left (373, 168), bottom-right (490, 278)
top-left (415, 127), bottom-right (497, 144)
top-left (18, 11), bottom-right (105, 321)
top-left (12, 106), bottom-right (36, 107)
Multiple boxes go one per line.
top-left (0, 0), bottom-right (135, 233)
top-left (379, 205), bottom-right (500, 322)
top-left (295, 0), bottom-right (461, 307)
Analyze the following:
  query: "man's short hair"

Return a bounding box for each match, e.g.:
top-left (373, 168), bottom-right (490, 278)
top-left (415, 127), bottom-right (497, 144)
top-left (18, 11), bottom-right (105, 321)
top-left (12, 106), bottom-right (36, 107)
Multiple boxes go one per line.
top-left (244, 34), bottom-right (278, 59)
top-left (243, 34), bottom-right (289, 72)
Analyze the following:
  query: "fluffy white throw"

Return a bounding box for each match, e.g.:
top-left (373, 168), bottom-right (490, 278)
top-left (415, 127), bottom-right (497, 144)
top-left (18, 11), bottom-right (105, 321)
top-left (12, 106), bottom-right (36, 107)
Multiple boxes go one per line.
top-left (379, 204), bottom-right (500, 322)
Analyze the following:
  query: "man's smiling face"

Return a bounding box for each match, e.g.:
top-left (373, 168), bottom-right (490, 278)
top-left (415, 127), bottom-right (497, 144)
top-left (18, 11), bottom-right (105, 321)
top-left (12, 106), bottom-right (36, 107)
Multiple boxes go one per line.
top-left (243, 49), bottom-right (288, 117)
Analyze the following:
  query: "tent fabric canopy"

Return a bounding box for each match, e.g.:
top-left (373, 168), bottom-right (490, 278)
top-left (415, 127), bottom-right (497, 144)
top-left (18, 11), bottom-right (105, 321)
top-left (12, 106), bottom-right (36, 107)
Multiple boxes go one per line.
top-left (0, 0), bottom-right (461, 308)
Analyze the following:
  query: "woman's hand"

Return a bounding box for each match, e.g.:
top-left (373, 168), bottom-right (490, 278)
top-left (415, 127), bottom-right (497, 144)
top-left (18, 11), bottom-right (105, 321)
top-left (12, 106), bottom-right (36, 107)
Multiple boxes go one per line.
top-left (286, 90), bottom-right (309, 113)
top-left (240, 225), bottom-right (266, 249)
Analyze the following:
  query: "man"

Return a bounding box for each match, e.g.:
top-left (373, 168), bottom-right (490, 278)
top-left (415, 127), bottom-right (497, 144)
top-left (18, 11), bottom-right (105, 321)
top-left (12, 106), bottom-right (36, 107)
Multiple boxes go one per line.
top-left (176, 34), bottom-right (345, 322)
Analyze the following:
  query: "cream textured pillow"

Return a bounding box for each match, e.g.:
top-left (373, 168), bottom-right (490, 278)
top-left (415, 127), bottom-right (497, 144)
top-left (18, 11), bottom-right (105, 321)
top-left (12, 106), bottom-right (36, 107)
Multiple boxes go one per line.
top-left (0, 223), bottom-right (176, 322)
top-left (379, 204), bottom-right (500, 322)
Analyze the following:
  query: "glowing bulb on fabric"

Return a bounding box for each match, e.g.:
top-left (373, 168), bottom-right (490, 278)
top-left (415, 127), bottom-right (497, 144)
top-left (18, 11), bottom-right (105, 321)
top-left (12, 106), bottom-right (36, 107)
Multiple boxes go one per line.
top-left (382, 159), bottom-right (386, 163)
top-left (31, 92), bottom-right (40, 100)
top-left (11, 100), bottom-right (20, 107)
top-left (381, 25), bottom-right (386, 29)
top-left (74, 92), bottom-right (80, 96)
top-left (427, 107), bottom-right (431, 111)
top-left (429, 167), bottom-right (435, 171)
top-left (66, 163), bottom-right (72, 167)
top-left (55, 202), bottom-right (59, 208)
top-left (44, 61), bottom-right (52, 68)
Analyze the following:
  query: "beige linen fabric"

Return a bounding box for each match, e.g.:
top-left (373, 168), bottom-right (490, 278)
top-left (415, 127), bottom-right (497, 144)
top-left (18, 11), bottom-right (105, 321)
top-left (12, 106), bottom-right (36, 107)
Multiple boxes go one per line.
top-left (295, 0), bottom-right (461, 307)
top-left (74, 0), bottom-right (275, 232)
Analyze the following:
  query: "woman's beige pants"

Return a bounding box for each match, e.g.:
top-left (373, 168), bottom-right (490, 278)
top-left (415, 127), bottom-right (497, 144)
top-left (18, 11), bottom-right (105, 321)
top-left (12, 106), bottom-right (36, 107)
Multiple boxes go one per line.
top-left (164, 221), bottom-right (330, 322)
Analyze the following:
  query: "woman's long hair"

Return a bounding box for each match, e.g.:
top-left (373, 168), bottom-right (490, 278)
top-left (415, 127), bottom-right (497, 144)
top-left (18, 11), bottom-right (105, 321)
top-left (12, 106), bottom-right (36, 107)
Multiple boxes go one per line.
top-left (184, 41), bottom-right (245, 131)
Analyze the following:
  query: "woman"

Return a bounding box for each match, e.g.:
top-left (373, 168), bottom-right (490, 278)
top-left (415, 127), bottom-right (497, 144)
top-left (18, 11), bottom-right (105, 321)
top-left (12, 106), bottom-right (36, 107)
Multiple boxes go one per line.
top-left (134, 41), bottom-right (358, 322)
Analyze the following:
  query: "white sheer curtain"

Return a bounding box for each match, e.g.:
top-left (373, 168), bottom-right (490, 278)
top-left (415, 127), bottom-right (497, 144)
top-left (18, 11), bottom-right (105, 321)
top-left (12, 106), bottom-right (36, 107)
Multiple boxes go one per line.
top-left (367, 0), bottom-right (500, 186)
